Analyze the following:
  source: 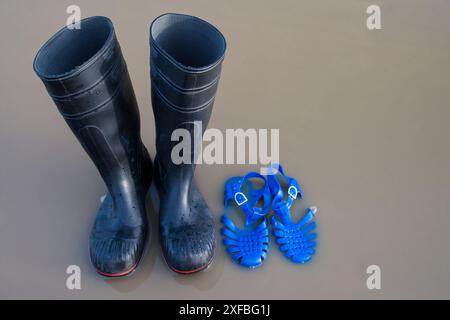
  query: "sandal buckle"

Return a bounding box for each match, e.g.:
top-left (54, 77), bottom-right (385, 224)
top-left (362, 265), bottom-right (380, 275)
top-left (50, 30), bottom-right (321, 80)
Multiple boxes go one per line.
top-left (234, 192), bottom-right (248, 206)
top-left (288, 186), bottom-right (298, 199)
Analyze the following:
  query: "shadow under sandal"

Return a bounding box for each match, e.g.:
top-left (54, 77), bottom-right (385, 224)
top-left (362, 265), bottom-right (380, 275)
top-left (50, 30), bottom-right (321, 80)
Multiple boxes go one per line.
top-left (221, 173), bottom-right (271, 268)
top-left (267, 164), bottom-right (317, 264)
top-left (33, 16), bottom-right (152, 277)
top-left (149, 13), bottom-right (227, 274)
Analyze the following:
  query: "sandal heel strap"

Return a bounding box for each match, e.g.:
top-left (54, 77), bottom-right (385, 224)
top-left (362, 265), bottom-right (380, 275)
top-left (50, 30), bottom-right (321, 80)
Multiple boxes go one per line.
top-left (223, 172), bottom-right (271, 222)
top-left (267, 163), bottom-right (303, 213)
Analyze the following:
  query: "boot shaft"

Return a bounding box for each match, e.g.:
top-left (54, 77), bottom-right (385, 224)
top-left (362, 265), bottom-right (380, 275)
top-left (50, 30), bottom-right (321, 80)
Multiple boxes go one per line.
top-left (149, 13), bottom-right (226, 178)
top-left (150, 13), bottom-right (226, 93)
top-left (33, 16), bottom-right (147, 203)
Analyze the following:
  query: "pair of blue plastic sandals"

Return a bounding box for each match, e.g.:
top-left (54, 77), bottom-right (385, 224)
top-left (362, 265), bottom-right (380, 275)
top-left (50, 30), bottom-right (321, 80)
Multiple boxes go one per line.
top-left (221, 164), bottom-right (317, 268)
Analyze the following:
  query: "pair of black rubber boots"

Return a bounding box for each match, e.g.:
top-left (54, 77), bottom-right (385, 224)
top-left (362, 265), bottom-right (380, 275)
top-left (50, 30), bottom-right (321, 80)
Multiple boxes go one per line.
top-left (33, 14), bottom-right (226, 276)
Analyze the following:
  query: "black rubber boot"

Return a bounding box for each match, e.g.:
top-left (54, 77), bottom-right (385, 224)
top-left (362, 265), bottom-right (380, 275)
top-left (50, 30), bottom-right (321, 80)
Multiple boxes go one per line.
top-left (33, 16), bottom-right (152, 277)
top-left (149, 13), bottom-right (226, 274)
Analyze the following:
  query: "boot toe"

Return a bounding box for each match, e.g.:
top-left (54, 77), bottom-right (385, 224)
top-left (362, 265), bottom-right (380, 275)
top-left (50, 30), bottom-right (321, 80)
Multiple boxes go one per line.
top-left (89, 236), bottom-right (145, 277)
top-left (161, 224), bottom-right (215, 274)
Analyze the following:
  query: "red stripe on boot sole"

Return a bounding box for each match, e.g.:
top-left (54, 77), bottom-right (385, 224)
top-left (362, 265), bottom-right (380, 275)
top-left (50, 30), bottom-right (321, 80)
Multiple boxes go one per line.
top-left (96, 263), bottom-right (138, 278)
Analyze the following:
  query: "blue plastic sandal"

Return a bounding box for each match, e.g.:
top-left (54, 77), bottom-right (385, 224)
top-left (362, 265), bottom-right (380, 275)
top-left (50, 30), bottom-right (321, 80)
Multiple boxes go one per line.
top-left (267, 164), bottom-right (318, 264)
top-left (221, 172), bottom-right (271, 268)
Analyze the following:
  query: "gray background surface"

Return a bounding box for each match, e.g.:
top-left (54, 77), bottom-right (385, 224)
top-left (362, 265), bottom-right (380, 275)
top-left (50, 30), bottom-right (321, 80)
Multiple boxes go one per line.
top-left (1, 0), bottom-right (449, 299)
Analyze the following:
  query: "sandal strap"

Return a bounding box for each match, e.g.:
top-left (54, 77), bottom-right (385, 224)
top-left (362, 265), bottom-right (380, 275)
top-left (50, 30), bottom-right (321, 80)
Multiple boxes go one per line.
top-left (267, 163), bottom-right (303, 218)
top-left (224, 172), bottom-right (271, 224)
